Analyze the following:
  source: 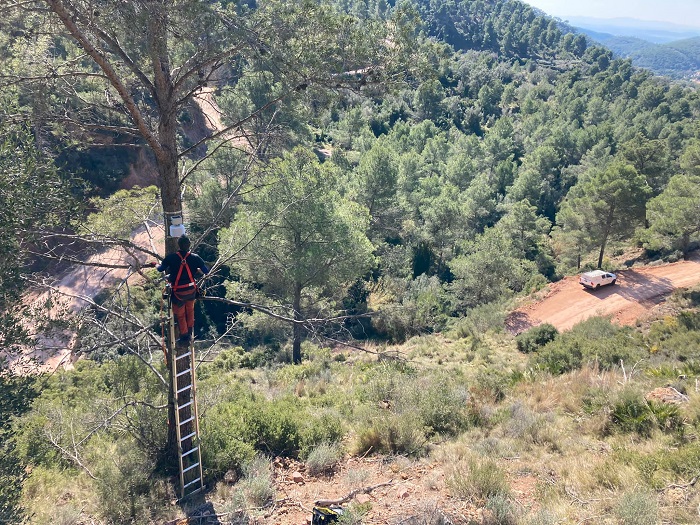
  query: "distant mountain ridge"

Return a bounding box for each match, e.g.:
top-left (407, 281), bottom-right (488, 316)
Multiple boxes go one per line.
top-left (558, 16), bottom-right (700, 78)
top-left (564, 16), bottom-right (700, 44)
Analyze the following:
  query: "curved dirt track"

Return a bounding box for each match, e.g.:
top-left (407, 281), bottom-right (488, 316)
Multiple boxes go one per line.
top-left (509, 254), bottom-right (700, 334)
top-left (6, 228), bottom-right (162, 374)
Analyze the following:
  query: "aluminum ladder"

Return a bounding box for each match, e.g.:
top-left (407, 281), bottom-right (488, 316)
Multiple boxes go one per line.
top-left (168, 300), bottom-right (204, 499)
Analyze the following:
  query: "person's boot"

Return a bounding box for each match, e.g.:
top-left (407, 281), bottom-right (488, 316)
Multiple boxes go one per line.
top-left (177, 331), bottom-right (190, 347)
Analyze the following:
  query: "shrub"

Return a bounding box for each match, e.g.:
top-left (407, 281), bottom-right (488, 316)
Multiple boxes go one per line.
top-left (242, 400), bottom-right (301, 456)
top-left (353, 410), bottom-right (428, 456)
top-left (473, 368), bottom-right (512, 403)
top-left (648, 401), bottom-right (684, 434)
top-left (516, 324), bottom-right (558, 353)
top-left (396, 503), bottom-right (454, 524)
top-left (338, 501), bottom-right (371, 525)
top-left (218, 489), bottom-right (249, 525)
top-left (484, 494), bottom-right (518, 525)
top-left (678, 311), bottom-right (700, 331)
top-left (239, 455), bottom-right (275, 508)
top-left (370, 275), bottom-right (451, 342)
top-left (503, 402), bottom-right (557, 448)
top-left (87, 437), bottom-right (162, 524)
top-left (353, 368), bottom-right (470, 456)
top-left (451, 302), bottom-right (507, 339)
top-left (532, 317), bottom-right (644, 374)
top-left (198, 347), bottom-right (246, 379)
top-left (614, 489), bottom-right (658, 525)
top-left (610, 391), bottom-right (655, 437)
top-left (446, 458), bottom-right (510, 503)
top-left (305, 443), bottom-right (342, 476)
top-left (299, 412), bottom-right (345, 458)
top-left (402, 375), bottom-right (470, 436)
top-left (524, 510), bottom-right (559, 525)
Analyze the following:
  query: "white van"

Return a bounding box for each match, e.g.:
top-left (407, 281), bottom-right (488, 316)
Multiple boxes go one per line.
top-left (579, 270), bottom-right (617, 289)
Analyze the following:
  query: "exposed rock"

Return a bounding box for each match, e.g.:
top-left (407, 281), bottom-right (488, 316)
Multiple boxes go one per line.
top-left (292, 471), bottom-right (305, 484)
top-left (645, 387), bottom-right (689, 404)
top-left (224, 469), bottom-right (238, 484)
top-left (396, 487), bottom-right (410, 499)
top-left (355, 494), bottom-right (371, 504)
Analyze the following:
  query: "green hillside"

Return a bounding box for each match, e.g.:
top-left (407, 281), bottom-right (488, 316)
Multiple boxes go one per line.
top-left (583, 32), bottom-right (700, 78)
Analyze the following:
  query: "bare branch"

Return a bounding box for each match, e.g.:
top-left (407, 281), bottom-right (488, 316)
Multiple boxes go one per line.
top-left (178, 88), bottom-right (295, 159)
top-left (42, 0), bottom-right (164, 160)
top-left (315, 480), bottom-right (394, 507)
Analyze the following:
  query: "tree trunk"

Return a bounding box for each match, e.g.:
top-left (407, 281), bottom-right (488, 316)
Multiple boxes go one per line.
top-left (292, 281), bottom-right (302, 365)
top-left (597, 234), bottom-right (608, 269)
top-left (597, 204), bottom-right (616, 269)
top-left (148, 6), bottom-right (182, 469)
top-left (681, 232), bottom-right (691, 259)
top-left (149, 10), bottom-right (182, 256)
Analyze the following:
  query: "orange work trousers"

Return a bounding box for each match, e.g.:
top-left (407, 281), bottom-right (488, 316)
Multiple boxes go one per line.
top-left (172, 299), bottom-right (195, 336)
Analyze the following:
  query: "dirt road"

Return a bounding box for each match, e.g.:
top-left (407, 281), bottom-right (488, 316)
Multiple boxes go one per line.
top-left (508, 254), bottom-right (700, 334)
top-left (6, 228), bottom-right (162, 373)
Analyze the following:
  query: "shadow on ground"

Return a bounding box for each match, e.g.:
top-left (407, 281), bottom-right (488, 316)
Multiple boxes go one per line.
top-left (582, 270), bottom-right (674, 307)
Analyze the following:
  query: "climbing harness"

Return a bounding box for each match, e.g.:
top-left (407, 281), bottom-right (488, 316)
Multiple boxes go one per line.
top-left (172, 251), bottom-right (198, 303)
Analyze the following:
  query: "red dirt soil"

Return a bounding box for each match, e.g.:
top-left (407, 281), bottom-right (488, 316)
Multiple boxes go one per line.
top-left (508, 253), bottom-right (700, 334)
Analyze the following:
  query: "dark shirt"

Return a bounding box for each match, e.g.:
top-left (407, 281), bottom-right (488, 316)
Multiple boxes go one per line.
top-left (157, 250), bottom-right (209, 287)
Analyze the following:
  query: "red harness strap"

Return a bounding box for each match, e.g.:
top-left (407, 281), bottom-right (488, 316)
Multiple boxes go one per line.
top-left (172, 251), bottom-right (196, 300)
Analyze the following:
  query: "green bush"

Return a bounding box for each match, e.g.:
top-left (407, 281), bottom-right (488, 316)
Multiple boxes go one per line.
top-left (515, 324), bottom-right (558, 353)
top-left (87, 437), bottom-right (164, 524)
top-left (609, 389), bottom-right (684, 439)
top-left (484, 494), bottom-right (518, 525)
top-left (611, 393), bottom-right (653, 437)
top-left (451, 302), bottom-right (507, 339)
top-left (305, 442), bottom-right (342, 476)
top-left (354, 410), bottom-right (429, 456)
top-left (610, 391), bottom-right (655, 437)
top-left (474, 368), bottom-right (515, 403)
top-left (299, 411), bottom-right (344, 458)
top-left (678, 311), bottom-right (700, 331)
top-left (203, 393), bottom-right (348, 476)
top-left (201, 403), bottom-right (258, 477)
top-left (198, 347), bottom-right (246, 379)
top-left (446, 458), bottom-right (511, 503)
top-left (353, 367), bottom-right (470, 455)
top-left (532, 317), bottom-right (644, 374)
top-left (614, 489), bottom-right (658, 525)
top-left (239, 455), bottom-right (275, 508)
top-left (243, 400), bottom-right (301, 455)
top-left (371, 275), bottom-right (451, 342)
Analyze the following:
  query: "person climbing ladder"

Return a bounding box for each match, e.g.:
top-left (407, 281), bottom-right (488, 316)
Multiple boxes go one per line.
top-left (153, 235), bottom-right (209, 346)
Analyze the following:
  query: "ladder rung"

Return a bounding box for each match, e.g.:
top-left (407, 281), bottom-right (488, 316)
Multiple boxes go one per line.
top-left (176, 368), bottom-right (192, 378)
top-left (181, 431), bottom-right (197, 442)
top-left (187, 486), bottom-right (203, 497)
top-left (183, 477), bottom-right (202, 489)
top-left (176, 352), bottom-right (191, 361)
top-left (176, 384), bottom-right (192, 395)
top-left (182, 446), bottom-right (199, 458)
top-left (183, 462), bottom-right (200, 474)
top-left (178, 400), bottom-right (193, 410)
top-left (180, 416), bottom-right (195, 426)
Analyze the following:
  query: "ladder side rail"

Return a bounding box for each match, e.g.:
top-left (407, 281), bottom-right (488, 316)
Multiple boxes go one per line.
top-left (190, 342), bottom-right (205, 493)
top-left (168, 298), bottom-right (186, 499)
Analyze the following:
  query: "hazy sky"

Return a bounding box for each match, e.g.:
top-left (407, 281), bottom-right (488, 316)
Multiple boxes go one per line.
top-left (523, 0), bottom-right (700, 27)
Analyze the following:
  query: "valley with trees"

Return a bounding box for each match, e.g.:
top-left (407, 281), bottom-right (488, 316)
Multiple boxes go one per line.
top-left (2, 0), bottom-right (700, 523)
